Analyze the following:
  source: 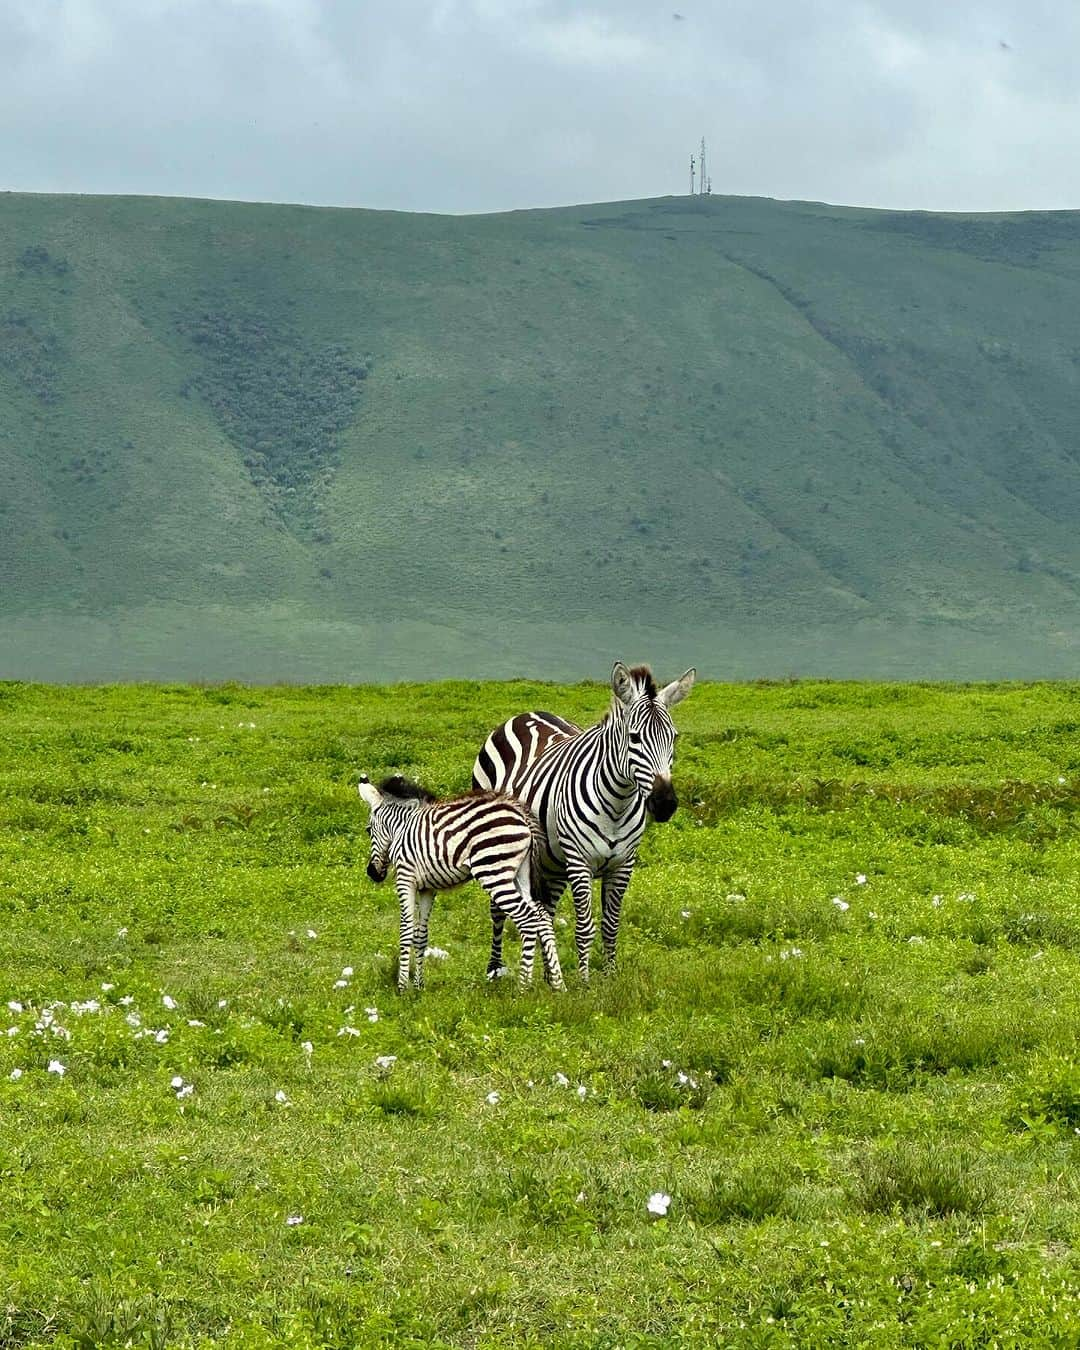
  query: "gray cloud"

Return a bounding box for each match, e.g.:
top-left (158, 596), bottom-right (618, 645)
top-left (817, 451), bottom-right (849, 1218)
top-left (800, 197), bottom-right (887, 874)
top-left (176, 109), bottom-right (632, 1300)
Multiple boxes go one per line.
top-left (1, 0), bottom-right (1078, 213)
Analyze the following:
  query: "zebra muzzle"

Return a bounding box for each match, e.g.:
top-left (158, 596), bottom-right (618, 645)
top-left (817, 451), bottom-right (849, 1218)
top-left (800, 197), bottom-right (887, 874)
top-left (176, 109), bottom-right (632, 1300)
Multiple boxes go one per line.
top-left (646, 778), bottom-right (678, 822)
top-left (367, 860), bottom-right (387, 883)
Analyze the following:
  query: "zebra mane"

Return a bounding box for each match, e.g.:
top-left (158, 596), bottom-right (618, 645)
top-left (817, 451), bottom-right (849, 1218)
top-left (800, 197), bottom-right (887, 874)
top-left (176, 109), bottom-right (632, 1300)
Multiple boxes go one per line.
top-left (378, 775), bottom-right (437, 803)
top-left (627, 665), bottom-right (657, 699)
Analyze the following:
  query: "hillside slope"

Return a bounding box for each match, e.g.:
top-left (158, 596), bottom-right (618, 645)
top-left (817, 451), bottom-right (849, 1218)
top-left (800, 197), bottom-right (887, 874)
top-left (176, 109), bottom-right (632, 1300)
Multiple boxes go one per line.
top-left (2, 191), bottom-right (1080, 680)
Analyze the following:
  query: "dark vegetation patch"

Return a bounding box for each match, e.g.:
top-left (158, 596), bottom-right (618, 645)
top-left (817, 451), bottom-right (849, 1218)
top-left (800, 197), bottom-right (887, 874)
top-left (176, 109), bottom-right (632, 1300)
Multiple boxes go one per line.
top-left (854, 1142), bottom-right (992, 1217)
top-left (0, 312), bottom-right (63, 404)
top-left (175, 302), bottom-right (372, 532)
top-left (865, 211), bottom-right (1080, 266)
top-left (17, 244), bottom-right (71, 277)
top-left (687, 1160), bottom-right (794, 1223)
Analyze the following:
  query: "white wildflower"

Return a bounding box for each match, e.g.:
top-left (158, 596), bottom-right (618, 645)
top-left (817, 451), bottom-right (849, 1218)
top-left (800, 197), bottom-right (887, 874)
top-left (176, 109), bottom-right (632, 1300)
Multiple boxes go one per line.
top-left (285, 1214), bottom-right (303, 1226)
top-left (553, 1071), bottom-right (570, 1088)
top-left (154, 1028), bottom-right (169, 1043)
top-left (119, 994), bottom-right (135, 1006)
top-left (9, 1067), bottom-right (23, 1080)
top-left (125, 1011), bottom-right (142, 1028)
top-left (6, 1027), bottom-right (17, 1037)
top-left (958, 892), bottom-right (976, 902)
top-left (485, 1090), bottom-right (500, 1105)
top-left (726, 893), bottom-right (746, 903)
top-left (646, 1192), bottom-right (671, 1217)
top-left (274, 1090), bottom-right (289, 1104)
top-left (855, 873), bottom-right (867, 885)
top-left (177, 1083), bottom-right (194, 1099)
top-left (306, 929), bottom-right (317, 939)
top-left (187, 1019), bottom-right (206, 1028)
top-left (555, 916), bottom-right (568, 927)
top-left (661, 1059), bottom-right (673, 1069)
top-left (70, 1000), bottom-right (100, 1016)
top-left (301, 1041), bottom-right (314, 1056)
top-left (333, 979), bottom-right (349, 989)
top-left (46, 1060), bottom-right (66, 1076)
top-left (680, 910), bottom-right (691, 920)
top-left (217, 999), bottom-right (228, 1008)
top-left (171, 1075), bottom-right (184, 1088)
top-left (162, 994), bottom-right (177, 1010)
top-left (341, 967), bottom-right (353, 978)
top-left (374, 1055), bottom-right (397, 1070)
top-left (832, 897), bottom-right (850, 912)
top-left (908, 935), bottom-right (926, 945)
top-left (577, 1084), bottom-right (588, 1099)
top-left (424, 946), bottom-right (449, 960)
top-left (365, 1007), bottom-right (379, 1023)
top-left (337, 1026), bottom-right (360, 1037)
top-left (7, 1001), bottom-right (23, 1013)
top-left (1059, 776), bottom-right (1067, 785)
top-left (117, 926), bottom-right (128, 938)
top-left (101, 983), bottom-right (115, 993)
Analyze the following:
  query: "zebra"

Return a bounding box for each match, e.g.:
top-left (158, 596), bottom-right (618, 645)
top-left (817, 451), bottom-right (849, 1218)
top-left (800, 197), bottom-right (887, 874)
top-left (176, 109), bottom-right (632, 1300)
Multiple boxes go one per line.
top-left (357, 774), bottom-right (564, 992)
top-left (472, 661), bottom-right (695, 980)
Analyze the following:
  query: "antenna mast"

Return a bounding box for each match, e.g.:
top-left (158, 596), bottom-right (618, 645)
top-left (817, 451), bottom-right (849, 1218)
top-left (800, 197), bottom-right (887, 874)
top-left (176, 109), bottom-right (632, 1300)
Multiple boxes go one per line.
top-left (689, 154), bottom-right (695, 195)
top-left (699, 137), bottom-right (707, 196)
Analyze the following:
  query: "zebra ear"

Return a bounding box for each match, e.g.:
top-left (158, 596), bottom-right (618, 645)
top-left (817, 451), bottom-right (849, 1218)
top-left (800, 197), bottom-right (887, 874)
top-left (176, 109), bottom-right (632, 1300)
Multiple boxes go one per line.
top-left (658, 669), bottom-right (696, 708)
top-left (611, 661), bottom-right (636, 706)
top-left (357, 776), bottom-right (382, 808)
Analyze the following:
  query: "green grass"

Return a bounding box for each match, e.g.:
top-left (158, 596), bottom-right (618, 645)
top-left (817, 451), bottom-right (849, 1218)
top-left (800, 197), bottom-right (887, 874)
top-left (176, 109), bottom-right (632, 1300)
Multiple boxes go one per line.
top-left (4, 192), bottom-right (1080, 680)
top-left (7, 678), bottom-right (1080, 1345)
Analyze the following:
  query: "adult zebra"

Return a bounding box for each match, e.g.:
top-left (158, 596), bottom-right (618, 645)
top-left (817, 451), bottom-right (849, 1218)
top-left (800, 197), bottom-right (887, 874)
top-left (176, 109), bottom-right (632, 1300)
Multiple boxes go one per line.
top-left (472, 662), bottom-right (695, 980)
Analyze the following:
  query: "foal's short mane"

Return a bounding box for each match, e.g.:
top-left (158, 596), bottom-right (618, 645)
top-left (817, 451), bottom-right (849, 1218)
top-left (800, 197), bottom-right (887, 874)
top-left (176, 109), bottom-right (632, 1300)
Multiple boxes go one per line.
top-left (378, 775), bottom-right (437, 802)
top-left (628, 665), bottom-right (658, 699)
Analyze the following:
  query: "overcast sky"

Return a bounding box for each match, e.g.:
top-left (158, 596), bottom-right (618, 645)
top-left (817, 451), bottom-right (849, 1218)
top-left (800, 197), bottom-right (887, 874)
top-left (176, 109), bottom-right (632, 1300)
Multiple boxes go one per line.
top-left (2, 0), bottom-right (1078, 215)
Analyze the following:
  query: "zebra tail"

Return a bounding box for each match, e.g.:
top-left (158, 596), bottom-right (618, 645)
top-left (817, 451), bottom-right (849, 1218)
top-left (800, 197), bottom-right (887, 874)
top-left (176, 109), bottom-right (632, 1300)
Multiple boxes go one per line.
top-left (527, 809), bottom-right (550, 911)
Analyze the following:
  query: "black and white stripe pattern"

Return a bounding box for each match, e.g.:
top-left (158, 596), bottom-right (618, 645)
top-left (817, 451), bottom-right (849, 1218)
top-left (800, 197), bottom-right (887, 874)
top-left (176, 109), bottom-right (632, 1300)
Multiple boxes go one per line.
top-left (472, 662), bottom-right (695, 980)
top-left (358, 775), bottom-right (564, 992)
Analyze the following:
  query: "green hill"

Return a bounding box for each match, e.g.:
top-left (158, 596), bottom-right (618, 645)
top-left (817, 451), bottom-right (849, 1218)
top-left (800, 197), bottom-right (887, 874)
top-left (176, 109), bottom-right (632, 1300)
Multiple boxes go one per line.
top-left (3, 190), bottom-right (1080, 681)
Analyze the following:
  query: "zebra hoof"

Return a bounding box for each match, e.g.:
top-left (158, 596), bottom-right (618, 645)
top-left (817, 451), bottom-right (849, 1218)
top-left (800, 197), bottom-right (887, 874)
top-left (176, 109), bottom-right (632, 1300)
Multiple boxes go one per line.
top-left (486, 965), bottom-right (510, 982)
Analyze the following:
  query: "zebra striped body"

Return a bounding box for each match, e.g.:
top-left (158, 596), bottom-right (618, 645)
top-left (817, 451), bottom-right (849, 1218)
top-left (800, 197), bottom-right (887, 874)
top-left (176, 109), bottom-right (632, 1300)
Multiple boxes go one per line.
top-left (358, 775), bottom-right (564, 992)
top-left (473, 662), bottom-right (695, 979)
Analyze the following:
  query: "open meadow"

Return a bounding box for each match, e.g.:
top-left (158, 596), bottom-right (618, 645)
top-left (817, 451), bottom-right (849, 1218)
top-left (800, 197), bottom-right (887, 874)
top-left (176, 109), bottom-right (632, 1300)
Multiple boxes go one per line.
top-left (6, 677), bottom-right (1080, 1347)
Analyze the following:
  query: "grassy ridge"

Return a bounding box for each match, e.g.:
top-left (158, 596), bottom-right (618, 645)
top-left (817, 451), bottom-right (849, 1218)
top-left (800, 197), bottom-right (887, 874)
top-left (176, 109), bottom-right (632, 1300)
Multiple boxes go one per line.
top-left (3, 193), bottom-right (1080, 679)
top-left (5, 680), bottom-right (1080, 1345)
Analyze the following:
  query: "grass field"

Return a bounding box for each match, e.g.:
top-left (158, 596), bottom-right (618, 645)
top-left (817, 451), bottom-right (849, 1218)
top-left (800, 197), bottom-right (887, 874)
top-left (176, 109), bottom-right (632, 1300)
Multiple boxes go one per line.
top-left (5, 678), bottom-right (1080, 1346)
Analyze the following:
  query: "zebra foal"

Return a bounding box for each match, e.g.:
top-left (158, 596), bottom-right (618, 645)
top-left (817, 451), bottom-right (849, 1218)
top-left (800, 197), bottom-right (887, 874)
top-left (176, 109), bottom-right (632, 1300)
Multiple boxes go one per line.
top-left (357, 775), bottom-right (564, 992)
top-left (473, 661), bottom-right (695, 980)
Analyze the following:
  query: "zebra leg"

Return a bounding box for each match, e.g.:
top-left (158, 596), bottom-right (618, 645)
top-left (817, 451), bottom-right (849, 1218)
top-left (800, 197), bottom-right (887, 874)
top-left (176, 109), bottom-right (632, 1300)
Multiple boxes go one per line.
top-left (475, 864), bottom-right (538, 989)
top-left (600, 859), bottom-right (635, 969)
top-left (412, 889), bottom-right (436, 990)
top-left (566, 858), bottom-right (596, 981)
top-left (395, 873), bottom-right (417, 993)
top-left (487, 898), bottom-right (508, 980)
top-left (535, 907), bottom-right (565, 991)
top-left (517, 858), bottom-right (564, 991)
